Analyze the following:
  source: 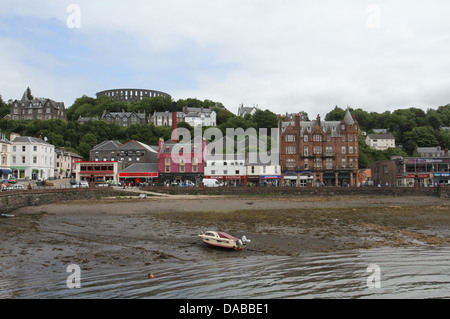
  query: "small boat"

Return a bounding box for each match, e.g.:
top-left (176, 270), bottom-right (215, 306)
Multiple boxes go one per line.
top-left (198, 230), bottom-right (250, 250)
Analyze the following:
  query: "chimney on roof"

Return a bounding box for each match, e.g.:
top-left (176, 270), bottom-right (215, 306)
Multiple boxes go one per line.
top-left (172, 102), bottom-right (178, 143)
top-left (10, 132), bottom-right (20, 141)
top-left (294, 113), bottom-right (300, 129)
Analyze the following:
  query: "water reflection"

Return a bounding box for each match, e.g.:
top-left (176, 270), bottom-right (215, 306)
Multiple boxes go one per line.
top-left (1, 246), bottom-right (449, 299)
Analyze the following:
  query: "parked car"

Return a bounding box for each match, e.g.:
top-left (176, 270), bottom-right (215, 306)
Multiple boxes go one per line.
top-left (202, 178), bottom-right (222, 187)
top-left (95, 180), bottom-right (110, 187)
top-left (7, 176), bottom-right (17, 184)
top-left (79, 181), bottom-right (89, 188)
top-left (4, 184), bottom-right (25, 191)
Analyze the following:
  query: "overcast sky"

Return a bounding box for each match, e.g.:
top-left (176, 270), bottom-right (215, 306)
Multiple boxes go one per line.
top-left (1, 0), bottom-right (450, 117)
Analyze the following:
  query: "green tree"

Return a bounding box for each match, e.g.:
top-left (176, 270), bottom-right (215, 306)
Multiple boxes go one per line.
top-left (325, 106), bottom-right (346, 121)
top-left (26, 87), bottom-right (33, 100)
top-left (403, 126), bottom-right (439, 154)
top-left (252, 109), bottom-right (278, 130)
top-left (0, 95), bottom-right (9, 118)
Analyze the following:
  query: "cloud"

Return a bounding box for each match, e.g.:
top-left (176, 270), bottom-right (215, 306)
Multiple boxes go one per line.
top-left (1, 0), bottom-right (450, 117)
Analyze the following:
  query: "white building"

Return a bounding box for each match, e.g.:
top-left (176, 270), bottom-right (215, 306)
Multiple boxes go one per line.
top-left (365, 133), bottom-right (396, 151)
top-left (150, 111), bottom-right (183, 127)
top-left (151, 108), bottom-right (217, 127)
top-left (0, 132), bottom-right (12, 180)
top-left (237, 104), bottom-right (258, 117)
top-left (204, 153), bottom-right (247, 186)
top-left (246, 152), bottom-right (281, 186)
top-left (9, 133), bottom-right (55, 180)
top-left (182, 107), bottom-right (216, 127)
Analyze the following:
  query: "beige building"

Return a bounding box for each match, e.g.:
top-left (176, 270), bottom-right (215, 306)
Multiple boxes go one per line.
top-left (55, 149), bottom-right (83, 179)
top-left (365, 133), bottom-right (396, 150)
top-left (0, 132), bottom-right (11, 180)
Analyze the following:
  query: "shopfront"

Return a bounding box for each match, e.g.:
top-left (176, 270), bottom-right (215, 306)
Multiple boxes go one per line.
top-left (11, 167), bottom-right (26, 179)
top-left (75, 161), bottom-right (118, 183)
top-left (260, 175), bottom-right (281, 187)
top-left (282, 172), bottom-right (313, 187)
top-left (397, 173), bottom-right (433, 187)
top-left (0, 168), bottom-right (12, 180)
top-left (118, 163), bottom-right (158, 185)
top-left (433, 173), bottom-right (450, 186)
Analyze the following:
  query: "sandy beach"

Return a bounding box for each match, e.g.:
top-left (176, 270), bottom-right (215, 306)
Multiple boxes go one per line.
top-left (0, 194), bottom-right (449, 275)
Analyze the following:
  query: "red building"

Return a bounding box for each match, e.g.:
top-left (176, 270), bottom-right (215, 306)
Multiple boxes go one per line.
top-left (75, 161), bottom-right (119, 182)
top-left (279, 109), bottom-right (359, 187)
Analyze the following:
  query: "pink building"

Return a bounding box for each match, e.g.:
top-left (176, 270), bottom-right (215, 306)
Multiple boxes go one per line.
top-left (157, 137), bottom-right (206, 185)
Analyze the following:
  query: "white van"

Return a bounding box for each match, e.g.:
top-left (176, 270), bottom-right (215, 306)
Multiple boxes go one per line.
top-left (202, 178), bottom-right (222, 187)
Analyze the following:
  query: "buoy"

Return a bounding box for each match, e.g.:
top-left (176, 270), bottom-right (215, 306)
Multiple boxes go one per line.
top-left (148, 273), bottom-right (155, 279)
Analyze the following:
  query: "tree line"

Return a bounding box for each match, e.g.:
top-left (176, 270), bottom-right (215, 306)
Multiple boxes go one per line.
top-left (1, 93), bottom-right (449, 168)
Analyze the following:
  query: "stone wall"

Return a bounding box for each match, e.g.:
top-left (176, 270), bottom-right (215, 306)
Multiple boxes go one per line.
top-left (143, 185), bottom-right (445, 198)
top-left (0, 188), bottom-right (134, 214)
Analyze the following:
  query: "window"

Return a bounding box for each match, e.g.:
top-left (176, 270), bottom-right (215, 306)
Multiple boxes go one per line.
top-left (350, 158), bottom-right (354, 167)
top-left (165, 158), bottom-right (170, 172)
top-left (342, 158), bottom-right (347, 168)
top-left (287, 159), bottom-right (295, 168)
top-left (251, 166), bottom-right (255, 174)
top-left (326, 146), bottom-right (333, 155)
top-left (286, 146), bottom-right (295, 154)
top-left (22, 156), bottom-right (26, 163)
top-left (313, 134), bottom-right (322, 142)
top-left (314, 158), bottom-right (322, 168)
top-left (22, 146), bottom-right (26, 152)
top-left (304, 135), bottom-right (308, 142)
top-left (327, 135), bottom-right (331, 142)
top-left (342, 146), bottom-right (346, 154)
top-left (326, 158), bottom-right (333, 169)
top-left (304, 158), bottom-right (309, 169)
top-left (285, 135), bottom-right (295, 142)
top-left (342, 135), bottom-right (346, 142)
top-left (33, 146), bottom-right (37, 152)
top-left (193, 158), bottom-right (198, 172)
top-left (304, 147), bottom-right (309, 156)
top-left (314, 146), bottom-right (322, 155)
top-left (349, 146), bottom-right (353, 154)
top-left (33, 156), bottom-right (37, 164)
top-left (180, 159), bottom-right (185, 172)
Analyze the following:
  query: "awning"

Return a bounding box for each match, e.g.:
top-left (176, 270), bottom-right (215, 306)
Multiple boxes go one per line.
top-left (0, 169), bottom-right (13, 174)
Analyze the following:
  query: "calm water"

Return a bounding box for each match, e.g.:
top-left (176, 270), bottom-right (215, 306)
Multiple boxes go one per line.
top-left (1, 246), bottom-right (449, 299)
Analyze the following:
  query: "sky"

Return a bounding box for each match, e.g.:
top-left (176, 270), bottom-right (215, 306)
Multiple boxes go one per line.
top-left (1, 0), bottom-right (450, 118)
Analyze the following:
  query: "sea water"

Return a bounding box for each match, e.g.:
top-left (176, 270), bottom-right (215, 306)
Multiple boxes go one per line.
top-left (1, 246), bottom-right (449, 299)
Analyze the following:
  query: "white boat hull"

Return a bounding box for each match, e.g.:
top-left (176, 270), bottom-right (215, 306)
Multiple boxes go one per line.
top-left (198, 231), bottom-right (247, 250)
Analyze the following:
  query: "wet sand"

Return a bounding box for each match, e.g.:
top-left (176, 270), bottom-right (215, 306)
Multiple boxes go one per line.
top-left (0, 195), bottom-right (449, 275)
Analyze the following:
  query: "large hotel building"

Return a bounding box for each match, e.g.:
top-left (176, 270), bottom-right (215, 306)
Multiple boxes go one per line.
top-left (279, 109), bottom-right (359, 187)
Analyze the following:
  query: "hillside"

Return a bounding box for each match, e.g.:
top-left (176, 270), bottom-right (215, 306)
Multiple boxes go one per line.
top-left (1, 94), bottom-right (449, 167)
